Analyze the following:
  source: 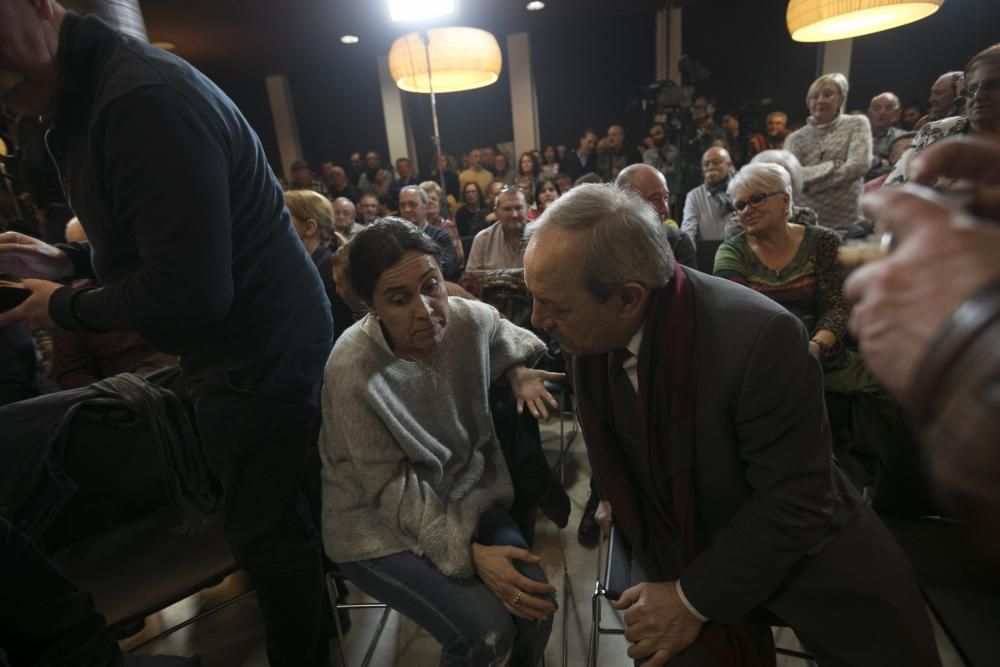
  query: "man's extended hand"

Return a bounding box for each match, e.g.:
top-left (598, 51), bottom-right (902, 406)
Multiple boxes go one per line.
top-left (0, 279), bottom-right (62, 330)
top-left (612, 581), bottom-right (703, 666)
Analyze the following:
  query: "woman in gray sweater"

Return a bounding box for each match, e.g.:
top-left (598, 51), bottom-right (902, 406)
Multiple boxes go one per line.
top-left (320, 218), bottom-right (561, 666)
top-left (785, 73), bottom-right (873, 230)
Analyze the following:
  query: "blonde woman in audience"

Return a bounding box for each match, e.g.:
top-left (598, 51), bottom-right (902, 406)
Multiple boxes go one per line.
top-left (785, 72), bottom-right (873, 230)
top-left (321, 218), bottom-right (560, 666)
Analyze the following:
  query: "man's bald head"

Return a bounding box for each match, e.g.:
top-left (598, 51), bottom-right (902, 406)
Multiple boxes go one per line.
top-left (615, 164), bottom-right (670, 220)
top-left (701, 146), bottom-right (732, 186)
top-left (930, 71), bottom-right (963, 116)
top-left (868, 92), bottom-right (901, 131)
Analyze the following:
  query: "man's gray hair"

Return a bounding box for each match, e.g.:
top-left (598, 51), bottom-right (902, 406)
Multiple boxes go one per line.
top-left (532, 183), bottom-right (674, 300)
top-left (727, 163), bottom-right (793, 209)
top-left (399, 184), bottom-right (428, 205)
top-left (750, 149), bottom-right (803, 198)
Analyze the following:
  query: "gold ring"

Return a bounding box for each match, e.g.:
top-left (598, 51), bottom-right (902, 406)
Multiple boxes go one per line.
top-left (511, 591), bottom-right (522, 606)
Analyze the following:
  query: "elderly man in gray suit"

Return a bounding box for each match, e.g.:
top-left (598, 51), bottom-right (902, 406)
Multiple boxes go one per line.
top-left (523, 183), bottom-right (940, 667)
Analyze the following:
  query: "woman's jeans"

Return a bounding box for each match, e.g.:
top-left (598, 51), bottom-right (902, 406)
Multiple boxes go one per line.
top-left (339, 505), bottom-right (553, 666)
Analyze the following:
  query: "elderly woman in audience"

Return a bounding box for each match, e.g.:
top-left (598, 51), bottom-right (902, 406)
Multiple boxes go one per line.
top-left (321, 219), bottom-right (560, 666)
top-left (420, 180), bottom-right (465, 271)
top-left (715, 163), bottom-right (843, 355)
top-left (716, 163), bottom-right (892, 487)
top-left (885, 43), bottom-right (1000, 189)
top-left (785, 72), bottom-right (872, 230)
top-left (723, 149), bottom-right (815, 238)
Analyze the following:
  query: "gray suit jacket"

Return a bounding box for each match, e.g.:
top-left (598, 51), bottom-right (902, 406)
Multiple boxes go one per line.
top-left (649, 269), bottom-right (865, 623)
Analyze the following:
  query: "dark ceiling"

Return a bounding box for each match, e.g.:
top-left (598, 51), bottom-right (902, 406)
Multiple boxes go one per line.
top-left (137, 0), bottom-right (688, 73)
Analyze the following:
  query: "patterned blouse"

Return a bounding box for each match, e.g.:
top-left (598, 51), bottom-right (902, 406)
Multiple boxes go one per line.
top-left (785, 114), bottom-right (872, 230)
top-left (713, 224), bottom-right (848, 340)
top-left (883, 115), bottom-right (969, 189)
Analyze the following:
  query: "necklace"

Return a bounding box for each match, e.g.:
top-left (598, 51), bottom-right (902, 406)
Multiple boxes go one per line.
top-left (399, 349), bottom-right (438, 388)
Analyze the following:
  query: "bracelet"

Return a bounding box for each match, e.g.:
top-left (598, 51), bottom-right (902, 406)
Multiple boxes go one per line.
top-left (810, 337), bottom-right (831, 355)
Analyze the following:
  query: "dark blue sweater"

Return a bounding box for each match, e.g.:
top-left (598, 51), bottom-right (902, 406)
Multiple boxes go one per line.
top-left (48, 13), bottom-right (331, 373)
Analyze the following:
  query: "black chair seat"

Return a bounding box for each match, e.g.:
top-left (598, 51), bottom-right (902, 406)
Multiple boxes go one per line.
top-left (51, 509), bottom-right (236, 632)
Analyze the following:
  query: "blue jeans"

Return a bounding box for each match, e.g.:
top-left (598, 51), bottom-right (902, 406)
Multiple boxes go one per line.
top-left (339, 506), bottom-right (552, 666)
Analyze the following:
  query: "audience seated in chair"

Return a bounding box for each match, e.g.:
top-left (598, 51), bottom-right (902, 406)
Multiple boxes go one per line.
top-left (715, 163), bottom-right (896, 489)
top-left (466, 187), bottom-right (530, 271)
top-left (320, 219), bottom-right (562, 666)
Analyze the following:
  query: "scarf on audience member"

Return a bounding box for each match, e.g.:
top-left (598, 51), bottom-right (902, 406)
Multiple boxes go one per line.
top-left (572, 265), bottom-right (771, 666)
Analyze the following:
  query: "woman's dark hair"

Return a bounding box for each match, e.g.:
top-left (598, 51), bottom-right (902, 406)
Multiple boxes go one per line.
top-left (462, 180), bottom-right (484, 205)
top-left (542, 145), bottom-right (558, 165)
top-left (348, 217), bottom-right (442, 303)
top-left (536, 175), bottom-right (558, 193)
top-left (517, 151), bottom-right (541, 179)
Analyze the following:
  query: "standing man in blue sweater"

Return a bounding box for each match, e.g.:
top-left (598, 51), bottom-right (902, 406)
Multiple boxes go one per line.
top-left (0, 2), bottom-right (332, 665)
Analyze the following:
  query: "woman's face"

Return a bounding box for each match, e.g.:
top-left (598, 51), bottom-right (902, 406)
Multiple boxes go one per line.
top-left (544, 146), bottom-right (556, 163)
top-left (289, 214), bottom-right (313, 244)
top-left (488, 182), bottom-right (504, 206)
top-left (734, 186), bottom-right (788, 234)
top-left (537, 182), bottom-right (558, 207)
top-left (464, 184), bottom-right (480, 205)
top-left (425, 192), bottom-right (441, 218)
top-left (808, 82), bottom-right (843, 124)
top-left (371, 251), bottom-right (449, 358)
top-left (520, 154), bottom-right (534, 174)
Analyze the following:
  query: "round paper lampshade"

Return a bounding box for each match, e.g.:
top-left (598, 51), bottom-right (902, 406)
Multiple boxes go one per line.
top-left (787, 0), bottom-right (945, 42)
top-left (388, 27), bottom-right (502, 94)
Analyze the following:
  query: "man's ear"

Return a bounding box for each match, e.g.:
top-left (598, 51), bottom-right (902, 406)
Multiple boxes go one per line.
top-left (616, 282), bottom-right (648, 318)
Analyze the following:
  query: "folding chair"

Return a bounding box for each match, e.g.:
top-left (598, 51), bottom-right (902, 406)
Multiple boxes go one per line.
top-left (324, 569), bottom-right (392, 667)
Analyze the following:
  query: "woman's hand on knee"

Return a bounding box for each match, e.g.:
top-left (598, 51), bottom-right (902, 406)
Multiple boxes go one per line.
top-left (471, 543), bottom-right (557, 621)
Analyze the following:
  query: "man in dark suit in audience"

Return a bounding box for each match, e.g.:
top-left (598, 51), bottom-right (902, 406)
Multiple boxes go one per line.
top-left (0, 3), bottom-right (331, 665)
top-left (523, 182), bottom-right (940, 667)
top-left (559, 128), bottom-right (599, 182)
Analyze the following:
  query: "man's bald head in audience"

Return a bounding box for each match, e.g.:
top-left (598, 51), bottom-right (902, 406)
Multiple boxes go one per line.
top-left (868, 92), bottom-right (901, 131)
top-left (616, 164), bottom-right (670, 221)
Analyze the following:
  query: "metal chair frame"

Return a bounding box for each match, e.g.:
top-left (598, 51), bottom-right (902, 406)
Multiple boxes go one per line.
top-left (325, 572), bottom-right (393, 667)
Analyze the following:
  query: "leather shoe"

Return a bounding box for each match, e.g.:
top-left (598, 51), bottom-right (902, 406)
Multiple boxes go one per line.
top-left (577, 491), bottom-right (601, 548)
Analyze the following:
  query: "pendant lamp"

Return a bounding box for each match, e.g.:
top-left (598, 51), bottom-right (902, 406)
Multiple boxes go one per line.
top-left (388, 27), bottom-right (502, 94)
top-left (787, 0), bottom-right (945, 42)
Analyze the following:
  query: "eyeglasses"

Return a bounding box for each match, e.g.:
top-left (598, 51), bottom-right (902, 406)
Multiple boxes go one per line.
top-left (734, 191), bottom-right (782, 212)
top-left (966, 79), bottom-right (1000, 98)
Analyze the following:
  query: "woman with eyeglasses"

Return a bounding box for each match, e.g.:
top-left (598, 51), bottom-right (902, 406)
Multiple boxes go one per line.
top-left (714, 163), bottom-right (846, 361)
top-left (885, 43), bottom-right (1000, 189)
top-left (785, 72), bottom-right (872, 230)
top-left (716, 163), bottom-right (894, 487)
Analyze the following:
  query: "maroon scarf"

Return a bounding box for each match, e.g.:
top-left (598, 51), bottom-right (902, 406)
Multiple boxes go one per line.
top-left (572, 266), bottom-right (772, 666)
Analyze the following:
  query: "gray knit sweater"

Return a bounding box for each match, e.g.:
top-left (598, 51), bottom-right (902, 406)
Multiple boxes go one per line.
top-left (320, 297), bottom-right (546, 577)
top-left (785, 113), bottom-right (872, 230)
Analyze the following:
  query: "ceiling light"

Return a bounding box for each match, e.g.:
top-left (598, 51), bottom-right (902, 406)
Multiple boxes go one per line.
top-left (786, 0), bottom-right (945, 42)
top-left (388, 27), bottom-right (502, 94)
top-left (526, 1), bottom-right (545, 10)
top-left (389, 0), bottom-right (457, 22)
top-left (340, 35), bottom-right (360, 44)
